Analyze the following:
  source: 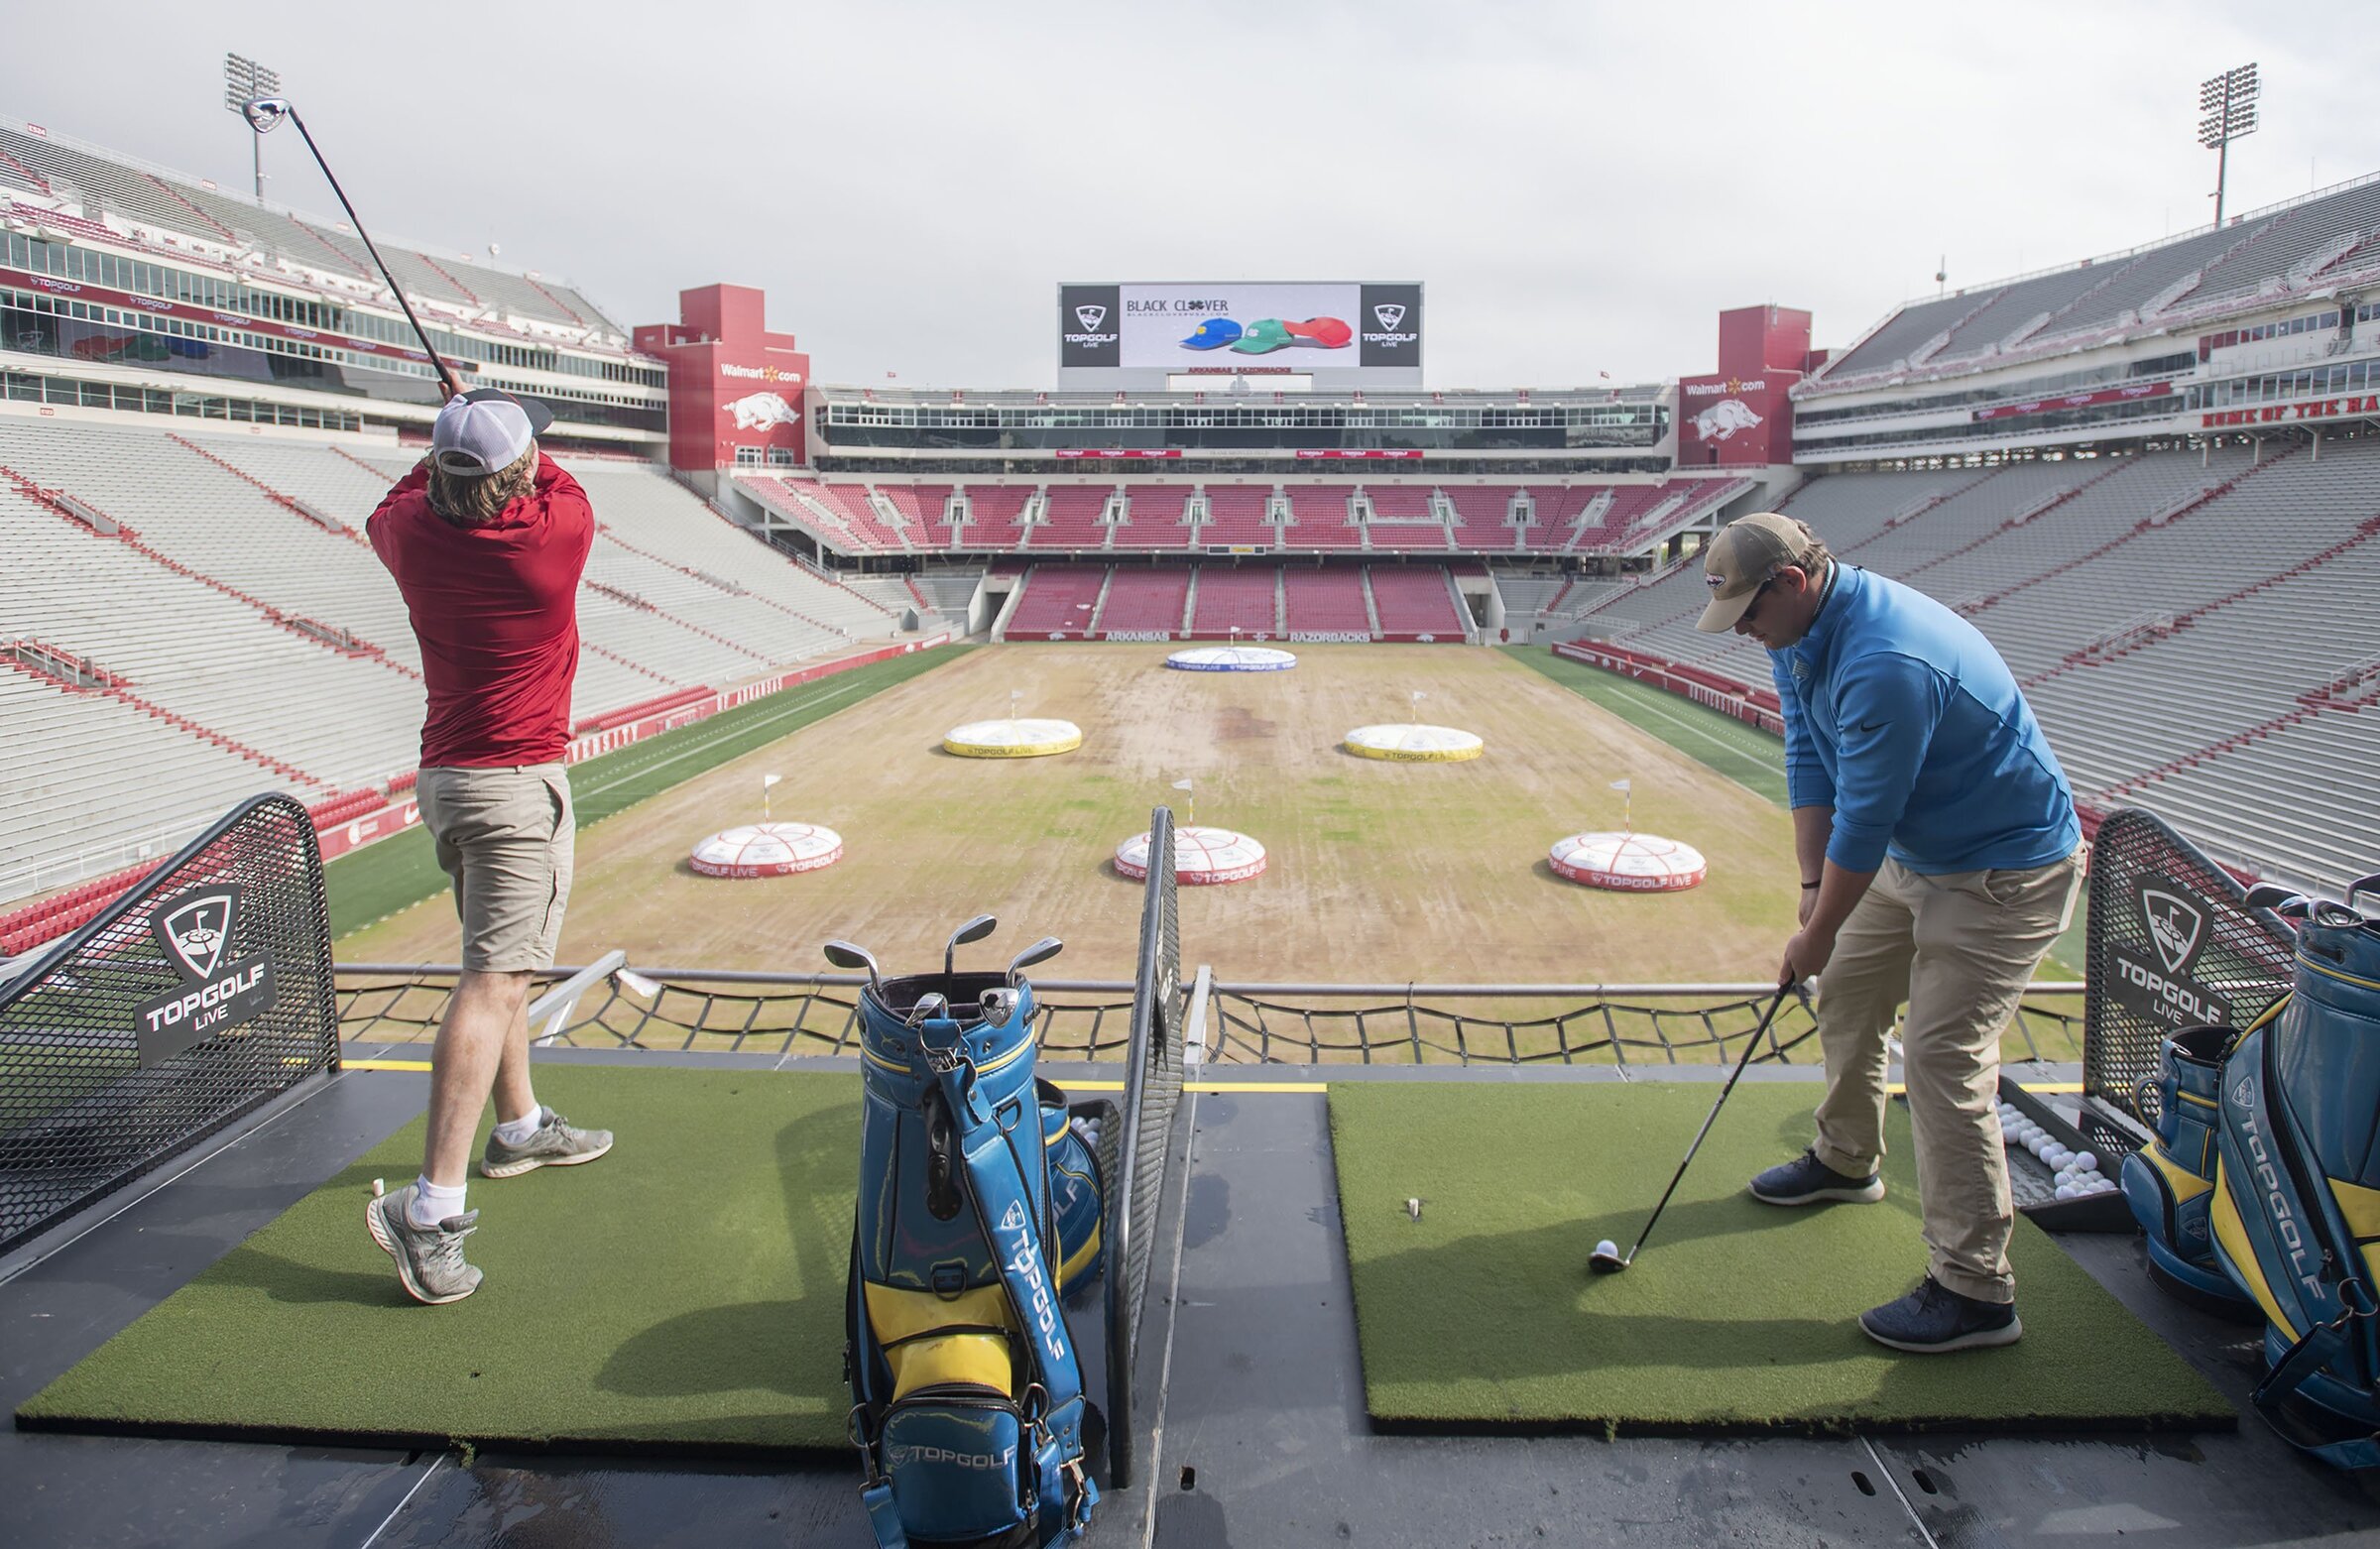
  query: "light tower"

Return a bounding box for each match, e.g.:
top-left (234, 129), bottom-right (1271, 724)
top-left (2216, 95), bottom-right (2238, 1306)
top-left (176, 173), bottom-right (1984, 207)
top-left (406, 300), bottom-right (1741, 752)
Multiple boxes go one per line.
top-left (2198, 62), bottom-right (2259, 230)
top-left (222, 53), bottom-right (281, 199)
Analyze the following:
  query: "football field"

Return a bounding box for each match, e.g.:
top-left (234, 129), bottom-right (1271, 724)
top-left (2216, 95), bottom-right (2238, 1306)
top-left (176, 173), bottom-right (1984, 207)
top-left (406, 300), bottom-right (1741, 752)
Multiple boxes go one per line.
top-left (335, 645), bottom-right (1805, 985)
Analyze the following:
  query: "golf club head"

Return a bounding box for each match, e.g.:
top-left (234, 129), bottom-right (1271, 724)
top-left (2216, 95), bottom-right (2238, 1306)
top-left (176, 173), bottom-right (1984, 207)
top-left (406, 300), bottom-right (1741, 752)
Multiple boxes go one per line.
top-left (1587, 1248), bottom-right (1628, 1275)
top-left (1006, 935), bottom-right (1063, 988)
top-left (980, 988), bottom-right (1012, 1023)
top-left (905, 991), bottom-right (950, 1028)
top-left (2244, 883), bottom-right (2308, 916)
top-left (242, 96), bottom-right (293, 135)
top-left (823, 939), bottom-right (883, 994)
top-left (944, 913), bottom-right (997, 976)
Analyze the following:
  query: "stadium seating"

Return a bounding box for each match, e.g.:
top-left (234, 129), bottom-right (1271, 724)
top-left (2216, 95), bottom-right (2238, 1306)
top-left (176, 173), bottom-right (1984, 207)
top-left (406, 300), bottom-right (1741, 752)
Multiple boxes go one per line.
top-left (1819, 175), bottom-right (2380, 383)
top-left (1029, 486), bottom-right (1115, 549)
top-left (1368, 567), bottom-right (1467, 637)
top-left (1200, 485), bottom-right (1277, 545)
top-left (1113, 485), bottom-right (1194, 549)
top-left (1005, 564), bottom-right (1106, 636)
top-left (1190, 567), bottom-right (1280, 636)
top-left (1282, 486), bottom-right (1364, 549)
top-left (1447, 487), bottom-right (1519, 551)
top-left (1560, 440), bottom-right (2380, 894)
top-left (1281, 567), bottom-right (1370, 633)
top-left (1095, 569), bottom-right (1191, 634)
top-left (962, 486), bottom-right (1035, 549)
top-left (0, 418), bottom-right (913, 902)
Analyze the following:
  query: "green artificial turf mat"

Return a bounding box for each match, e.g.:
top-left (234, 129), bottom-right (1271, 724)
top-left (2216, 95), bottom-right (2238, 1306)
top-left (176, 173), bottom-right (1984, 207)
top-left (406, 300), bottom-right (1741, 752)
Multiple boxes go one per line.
top-left (1329, 1081), bottom-right (2232, 1436)
top-left (19, 1065), bottom-right (859, 1458)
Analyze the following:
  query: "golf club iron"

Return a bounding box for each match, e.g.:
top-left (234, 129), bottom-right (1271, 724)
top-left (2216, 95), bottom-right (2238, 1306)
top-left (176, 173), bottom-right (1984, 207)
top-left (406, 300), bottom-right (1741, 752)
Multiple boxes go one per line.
top-left (824, 940), bottom-right (884, 999)
top-left (945, 913), bottom-right (997, 976)
top-left (241, 96), bottom-right (459, 397)
top-left (1006, 936), bottom-right (1063, 989)
top-left (1590, 980), bottom-right (1805, 1275)
top-left (904, 991), bottom-right (951, 1028)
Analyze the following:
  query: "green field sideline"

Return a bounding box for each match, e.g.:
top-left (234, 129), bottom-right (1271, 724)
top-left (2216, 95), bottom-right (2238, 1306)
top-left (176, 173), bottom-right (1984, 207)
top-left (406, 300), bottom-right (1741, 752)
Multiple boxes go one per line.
top-left (1501, 646), bottom-right (2087, 979)
top-left (325, 646), bottom-right (972, 939)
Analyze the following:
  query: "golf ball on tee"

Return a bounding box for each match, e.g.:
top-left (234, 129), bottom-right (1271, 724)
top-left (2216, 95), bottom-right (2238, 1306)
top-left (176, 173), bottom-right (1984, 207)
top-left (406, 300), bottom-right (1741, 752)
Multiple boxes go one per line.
top-left (1594, 1239), bottom-right (1618, 1260)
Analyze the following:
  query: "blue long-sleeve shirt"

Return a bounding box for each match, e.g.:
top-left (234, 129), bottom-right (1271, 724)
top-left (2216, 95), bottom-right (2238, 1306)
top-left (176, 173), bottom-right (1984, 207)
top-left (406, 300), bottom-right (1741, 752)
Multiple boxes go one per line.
top-left (1771, 565), bottom-right (2080, 875)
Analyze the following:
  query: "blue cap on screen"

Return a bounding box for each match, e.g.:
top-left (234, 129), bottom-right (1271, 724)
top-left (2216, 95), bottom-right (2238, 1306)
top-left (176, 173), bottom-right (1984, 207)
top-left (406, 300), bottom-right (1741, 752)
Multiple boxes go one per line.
top-left (1179, 317), bottom-right (1244, 350)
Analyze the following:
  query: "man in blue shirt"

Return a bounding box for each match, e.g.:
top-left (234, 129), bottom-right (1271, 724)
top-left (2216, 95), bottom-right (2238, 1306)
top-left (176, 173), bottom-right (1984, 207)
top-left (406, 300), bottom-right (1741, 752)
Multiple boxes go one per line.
top-left (1697, 513), bottom-right (2083, 1354)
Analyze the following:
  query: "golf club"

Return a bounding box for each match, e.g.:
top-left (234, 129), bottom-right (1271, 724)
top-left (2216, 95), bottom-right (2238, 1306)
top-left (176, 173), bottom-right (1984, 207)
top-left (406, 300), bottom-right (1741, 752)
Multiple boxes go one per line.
top-left (944, 913), bottom-right (997, 976)
top-left (904, 991), bottom-right (950, 1028)
top-left (240, 95), bottom-right (459, 398)
top-left (1006, 936), bottom-right (1063, 989)
top-left (824, 940), bottom-right (884, 999)
top-left (980, 988), bottom-right (1013, 1022)
top-left (1590, 980), bottom-right (1803, 1275)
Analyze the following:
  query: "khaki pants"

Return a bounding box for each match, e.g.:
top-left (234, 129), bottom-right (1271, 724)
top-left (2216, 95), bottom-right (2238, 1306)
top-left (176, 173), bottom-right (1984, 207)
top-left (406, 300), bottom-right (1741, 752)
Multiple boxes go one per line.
top-left (1809, 848), bottom-right (2083, 1304)
top-left (416, 764), bottom-right (575, 974)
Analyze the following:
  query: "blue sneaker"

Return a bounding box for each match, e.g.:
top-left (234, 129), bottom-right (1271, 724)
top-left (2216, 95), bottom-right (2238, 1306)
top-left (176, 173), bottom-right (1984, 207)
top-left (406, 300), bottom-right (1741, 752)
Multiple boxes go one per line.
top-left (1859, 1275), bottom-right (2022, 1354)
top-left (1747, 1147), bottom-right (1885, 1206)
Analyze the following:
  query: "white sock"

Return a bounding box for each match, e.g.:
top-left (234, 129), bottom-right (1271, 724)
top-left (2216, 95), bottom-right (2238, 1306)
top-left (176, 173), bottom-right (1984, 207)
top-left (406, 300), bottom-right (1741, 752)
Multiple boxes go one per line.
top-left (492, 1106), bottom-right (545, 1147)
top-left (409, 1174), bottom-right (466, 1230)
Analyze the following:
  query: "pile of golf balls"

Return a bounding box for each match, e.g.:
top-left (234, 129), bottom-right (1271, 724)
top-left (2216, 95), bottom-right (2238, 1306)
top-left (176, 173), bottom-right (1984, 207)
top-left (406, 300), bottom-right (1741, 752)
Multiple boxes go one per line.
top-left (1995, 1102), bottom-right (2117, 1199)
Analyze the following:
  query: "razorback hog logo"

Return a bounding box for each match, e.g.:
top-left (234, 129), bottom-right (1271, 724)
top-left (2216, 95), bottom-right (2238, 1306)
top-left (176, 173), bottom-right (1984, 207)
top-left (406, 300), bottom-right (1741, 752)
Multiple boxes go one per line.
top-left (725, 391), bottom-right (799, 431)
top-left (1074, 303), bottom-right (1107, 331)
top-left (2141, 889), bottom-right (2204, 974)
top-left (1693, 398), bottom-right (1763, 441)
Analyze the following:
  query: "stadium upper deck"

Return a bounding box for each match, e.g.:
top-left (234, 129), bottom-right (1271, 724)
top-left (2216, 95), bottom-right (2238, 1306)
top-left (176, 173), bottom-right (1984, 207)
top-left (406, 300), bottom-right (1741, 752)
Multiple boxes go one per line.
top-left (1797, 171), bottom-right (2380, 464)
top-left (0, 115), bottom-right (664, 447)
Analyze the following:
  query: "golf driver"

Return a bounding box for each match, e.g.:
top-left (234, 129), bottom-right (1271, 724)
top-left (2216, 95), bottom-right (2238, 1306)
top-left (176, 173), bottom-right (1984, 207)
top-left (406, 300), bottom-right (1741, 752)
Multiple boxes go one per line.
top-left (824, 940), bottom-right (884, 999)
top-left (1006, 936), bottom-right (1063, 989)
top-left (944, 913), bottom-right (997, 975)
top-left (1590, 980), bottom-right (1805, 1275)
top-left (241, 96), bottom-right (459, 397)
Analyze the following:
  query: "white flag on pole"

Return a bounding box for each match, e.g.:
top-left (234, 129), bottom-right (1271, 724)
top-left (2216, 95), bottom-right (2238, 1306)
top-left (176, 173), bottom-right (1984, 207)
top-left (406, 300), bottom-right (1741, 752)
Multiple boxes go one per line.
top-left (763, 774), bottom-right (783, 788)
top-left (1608, 778), bottom-right (1631, 792)
top-left (1172, 779), bottom-right (1194, 791)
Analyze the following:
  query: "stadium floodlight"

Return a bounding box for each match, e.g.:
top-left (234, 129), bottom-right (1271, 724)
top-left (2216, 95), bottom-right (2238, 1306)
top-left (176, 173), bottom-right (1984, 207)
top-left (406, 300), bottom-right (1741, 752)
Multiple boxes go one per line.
top-left (2197, 62), bottom-right (2260, 228)
top-left (237, 95), bottom-right (459, 396)
top-left (222, 53), bottom-right (281, 199)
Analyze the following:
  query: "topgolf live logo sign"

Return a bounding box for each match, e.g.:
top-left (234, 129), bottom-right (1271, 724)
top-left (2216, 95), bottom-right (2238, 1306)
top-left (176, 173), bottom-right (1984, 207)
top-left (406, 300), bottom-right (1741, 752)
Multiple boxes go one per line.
top-left (135, 885), bottom-right (277, 1066)
top-left (2104, 876), bottom-right (2232, 1030)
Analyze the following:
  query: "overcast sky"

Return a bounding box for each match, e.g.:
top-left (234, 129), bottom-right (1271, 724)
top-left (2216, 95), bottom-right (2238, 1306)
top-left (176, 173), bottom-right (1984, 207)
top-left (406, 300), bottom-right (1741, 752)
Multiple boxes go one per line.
top-left (6, 1), bottom-right (2372, 389)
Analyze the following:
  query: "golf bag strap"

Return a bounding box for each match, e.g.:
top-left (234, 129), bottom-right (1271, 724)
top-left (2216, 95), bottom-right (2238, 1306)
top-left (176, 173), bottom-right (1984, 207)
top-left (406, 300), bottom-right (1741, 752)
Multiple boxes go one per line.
top-left (2246, 1020), bottom-right (2380, 1453)
top-left (861, 1481), bottom-right (910, 1549)
top-left (933, 1056), bottom-right (1096, 1541)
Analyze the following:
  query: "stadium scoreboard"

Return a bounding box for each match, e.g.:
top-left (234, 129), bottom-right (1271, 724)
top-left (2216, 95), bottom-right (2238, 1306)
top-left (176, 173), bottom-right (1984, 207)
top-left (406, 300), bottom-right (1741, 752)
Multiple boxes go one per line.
top-left (1058, 282), bottom-right (1423, 392)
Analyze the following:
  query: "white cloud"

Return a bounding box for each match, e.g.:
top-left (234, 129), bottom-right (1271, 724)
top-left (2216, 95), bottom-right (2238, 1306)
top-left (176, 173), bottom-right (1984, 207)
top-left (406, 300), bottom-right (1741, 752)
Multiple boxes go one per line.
top-left (5, 0), bottom-right (2371, 387)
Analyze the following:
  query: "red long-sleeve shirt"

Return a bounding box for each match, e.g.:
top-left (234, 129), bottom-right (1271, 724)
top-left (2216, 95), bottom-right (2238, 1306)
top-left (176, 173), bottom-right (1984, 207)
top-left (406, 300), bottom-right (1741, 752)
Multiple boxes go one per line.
top-left (367, 454), bottom-right (593, 768)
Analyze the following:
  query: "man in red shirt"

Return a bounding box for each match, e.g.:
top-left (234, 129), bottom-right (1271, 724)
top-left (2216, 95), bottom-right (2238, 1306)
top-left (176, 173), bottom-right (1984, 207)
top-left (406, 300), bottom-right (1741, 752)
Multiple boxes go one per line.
top-left (363, 389), bottom-right (612, 1305)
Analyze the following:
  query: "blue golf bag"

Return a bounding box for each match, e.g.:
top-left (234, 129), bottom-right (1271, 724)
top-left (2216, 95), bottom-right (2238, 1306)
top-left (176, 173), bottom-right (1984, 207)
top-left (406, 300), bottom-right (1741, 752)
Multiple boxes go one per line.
top-left (847, 961), bottom-right (1105, 1547)
top-left (2207, 875), bottom-right (2380, 1469)
top-left (2122, 1022), bottom-right (2260, 1317)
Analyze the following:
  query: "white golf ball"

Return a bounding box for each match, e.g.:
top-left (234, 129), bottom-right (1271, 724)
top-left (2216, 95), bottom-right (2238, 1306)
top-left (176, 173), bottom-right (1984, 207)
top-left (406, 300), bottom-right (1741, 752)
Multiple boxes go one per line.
top-left (2074, 1151), bottom-right (2097, 1172)
top-left (2048, 1145), bottom-right (2074, 1167)
top-left (1594, 1239), bottom-right (1618, 1259)
top-left (2056, 1183), bottom-right (2079, 1200)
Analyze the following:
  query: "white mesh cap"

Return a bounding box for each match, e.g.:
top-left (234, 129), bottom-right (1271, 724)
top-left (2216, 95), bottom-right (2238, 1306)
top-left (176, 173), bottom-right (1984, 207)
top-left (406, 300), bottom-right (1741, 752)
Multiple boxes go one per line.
top-left (430, 389), bottom-right (551, 476)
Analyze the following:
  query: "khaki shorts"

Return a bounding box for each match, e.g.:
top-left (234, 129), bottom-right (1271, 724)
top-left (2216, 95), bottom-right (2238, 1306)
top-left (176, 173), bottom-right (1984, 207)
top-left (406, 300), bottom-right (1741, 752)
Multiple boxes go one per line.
top-left (415, 764), bottom-right (574, 974)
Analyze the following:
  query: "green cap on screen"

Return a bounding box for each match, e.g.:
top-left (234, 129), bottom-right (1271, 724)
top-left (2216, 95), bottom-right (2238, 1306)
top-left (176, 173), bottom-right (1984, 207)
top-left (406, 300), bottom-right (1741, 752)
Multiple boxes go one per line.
top-left (1230, 319), bottom-right (1296, 354)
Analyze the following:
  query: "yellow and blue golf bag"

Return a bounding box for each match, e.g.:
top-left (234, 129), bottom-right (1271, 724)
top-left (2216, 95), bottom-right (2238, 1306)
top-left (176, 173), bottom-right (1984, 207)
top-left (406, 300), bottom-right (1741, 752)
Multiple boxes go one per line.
top-left (847, 964), bottom-right (1104, 1547)
top-left (2208, 875), bottom-right (2380, 1469)
top-left (2122, 1022), bottom-right (2259, 1316)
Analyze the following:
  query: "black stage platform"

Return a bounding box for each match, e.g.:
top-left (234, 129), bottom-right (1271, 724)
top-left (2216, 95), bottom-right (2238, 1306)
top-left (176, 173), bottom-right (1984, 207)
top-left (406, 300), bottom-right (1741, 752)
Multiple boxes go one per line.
top-left (9, 1047), bottom-right (2380, 1548)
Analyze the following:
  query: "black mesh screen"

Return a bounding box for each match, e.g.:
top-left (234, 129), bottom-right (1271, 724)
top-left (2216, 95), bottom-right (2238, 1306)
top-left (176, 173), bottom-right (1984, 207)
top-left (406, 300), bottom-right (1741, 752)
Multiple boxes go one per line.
top-left (2082, 806), bottom-right (2293, 1155)
top-left (0, 792), bottom-right (337, 1254)
top-left (1104, 804), bottom-right (1186, 1488)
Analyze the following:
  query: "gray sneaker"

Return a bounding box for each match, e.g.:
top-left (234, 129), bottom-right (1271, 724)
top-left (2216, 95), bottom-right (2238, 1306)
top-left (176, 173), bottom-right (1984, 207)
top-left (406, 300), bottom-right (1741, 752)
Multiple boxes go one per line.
top-left (481, 1107), bottom-right (614, 1179)
top-left (365, 1180), bottom-right (482, 1305)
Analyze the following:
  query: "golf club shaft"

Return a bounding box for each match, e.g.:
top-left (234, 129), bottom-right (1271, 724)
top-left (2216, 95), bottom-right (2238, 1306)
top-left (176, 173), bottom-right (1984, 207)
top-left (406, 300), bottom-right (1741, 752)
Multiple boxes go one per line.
top-left (281, 107), bottom-right (457, 395)
top-left (1625, 983), bottom-right (1795, 1260)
